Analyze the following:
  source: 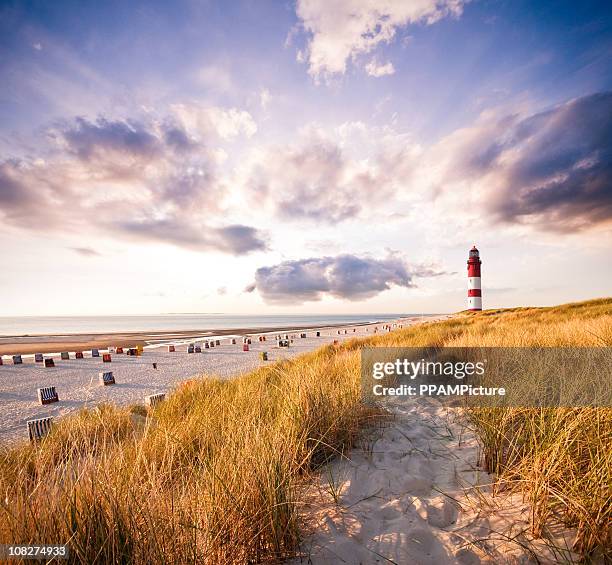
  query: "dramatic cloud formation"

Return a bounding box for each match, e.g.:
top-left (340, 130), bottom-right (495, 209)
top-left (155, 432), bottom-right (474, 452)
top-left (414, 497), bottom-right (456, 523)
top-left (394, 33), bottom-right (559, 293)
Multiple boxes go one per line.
top-left (295, 0), bottom-right (466, 80)
top-left (241, 124), bottom-right (420, 223)
top-left (249, 254), bottom-right (448, 304)
top-left (436, 92), bottom-right (612, 232)
top-left (0, 109), bottom-right (266, 254)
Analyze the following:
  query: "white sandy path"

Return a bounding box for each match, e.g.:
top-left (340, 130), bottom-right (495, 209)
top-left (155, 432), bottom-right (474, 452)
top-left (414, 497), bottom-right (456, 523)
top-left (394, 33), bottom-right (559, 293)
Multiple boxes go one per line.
top-left (0, 319), bottom-right (444, 445)
top-left (292, 397), bottom-right (577, 565)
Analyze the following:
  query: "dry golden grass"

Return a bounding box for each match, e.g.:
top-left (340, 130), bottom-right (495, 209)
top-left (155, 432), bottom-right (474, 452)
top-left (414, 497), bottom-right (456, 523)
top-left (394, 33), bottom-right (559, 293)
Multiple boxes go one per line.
top-left (0, 298), bottom-right (610, 563)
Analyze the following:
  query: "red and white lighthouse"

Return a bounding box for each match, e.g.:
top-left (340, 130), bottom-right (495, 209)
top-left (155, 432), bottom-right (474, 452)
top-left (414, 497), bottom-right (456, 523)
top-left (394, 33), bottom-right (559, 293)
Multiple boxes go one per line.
top-left (467, 245), bottom-right (482, 311)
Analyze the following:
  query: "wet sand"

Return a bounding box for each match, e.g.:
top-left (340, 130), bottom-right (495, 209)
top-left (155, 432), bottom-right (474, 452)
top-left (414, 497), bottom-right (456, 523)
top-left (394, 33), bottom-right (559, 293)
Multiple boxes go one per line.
top-left (0, 322), bottom-right (379, 356)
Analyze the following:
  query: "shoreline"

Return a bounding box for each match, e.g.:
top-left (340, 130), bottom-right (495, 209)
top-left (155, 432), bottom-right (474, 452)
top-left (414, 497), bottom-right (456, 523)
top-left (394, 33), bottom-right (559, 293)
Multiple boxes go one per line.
top-left (0, 317), bottom-right (437, 356)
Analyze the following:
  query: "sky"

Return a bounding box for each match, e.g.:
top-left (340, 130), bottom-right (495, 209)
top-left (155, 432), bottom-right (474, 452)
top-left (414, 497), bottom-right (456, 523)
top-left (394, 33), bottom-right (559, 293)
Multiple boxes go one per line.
top-left (0, 0), bottom-right (611, 316)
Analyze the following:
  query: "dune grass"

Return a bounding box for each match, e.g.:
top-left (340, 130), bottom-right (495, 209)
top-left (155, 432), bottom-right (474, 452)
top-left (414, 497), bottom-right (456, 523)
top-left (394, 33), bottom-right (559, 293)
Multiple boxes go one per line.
top-left (0, 298), bottom-right (610, 562)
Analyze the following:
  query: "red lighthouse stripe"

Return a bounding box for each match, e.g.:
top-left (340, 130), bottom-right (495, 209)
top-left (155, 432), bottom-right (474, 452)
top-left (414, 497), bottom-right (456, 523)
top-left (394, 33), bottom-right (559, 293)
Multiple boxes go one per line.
top-left (467, 265), bottom-right (481, 277)
top-left (468, 289), bottom-right (481, 297)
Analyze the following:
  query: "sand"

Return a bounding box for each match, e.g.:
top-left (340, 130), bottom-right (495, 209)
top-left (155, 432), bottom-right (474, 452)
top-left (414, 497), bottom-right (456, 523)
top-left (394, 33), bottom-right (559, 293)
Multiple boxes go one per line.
top-left (292, 396), bottom-right (577, 564)
top-left (0, 323), bottom-right (372, 356)
top-left (0, 319), bottom-right (443, 445)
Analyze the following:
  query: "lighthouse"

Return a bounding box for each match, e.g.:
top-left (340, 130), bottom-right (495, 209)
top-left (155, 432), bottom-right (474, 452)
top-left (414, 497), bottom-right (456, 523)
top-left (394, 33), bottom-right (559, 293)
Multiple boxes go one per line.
top-left (467, 245), bottom-right (482, 311)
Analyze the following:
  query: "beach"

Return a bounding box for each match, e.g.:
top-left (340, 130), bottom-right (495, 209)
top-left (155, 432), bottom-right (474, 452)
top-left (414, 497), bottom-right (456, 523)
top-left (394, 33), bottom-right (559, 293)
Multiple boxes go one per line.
top-left (0, 317), bottom-right (443, 445)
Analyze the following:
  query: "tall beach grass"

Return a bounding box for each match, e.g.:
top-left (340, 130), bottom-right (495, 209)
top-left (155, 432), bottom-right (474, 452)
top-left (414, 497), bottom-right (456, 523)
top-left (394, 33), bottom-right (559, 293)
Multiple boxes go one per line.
top-left (0, 298), bottom-right (610, 562)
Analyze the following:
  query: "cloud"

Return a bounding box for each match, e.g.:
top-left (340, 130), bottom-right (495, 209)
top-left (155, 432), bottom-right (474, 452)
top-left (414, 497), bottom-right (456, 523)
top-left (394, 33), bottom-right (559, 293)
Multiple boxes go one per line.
top-left (249, 254), bottom-right (448, 304)
top-left (70, 246), bottom-right (101, 257)
top-left (365, 59), bottom-right (395, 77)
top-left (170, 103), bottom-right (257, 140)
top-left (0, 107), bottom-right (266, 254)
top-left (115, 219), bottom-right (267, 254)
top-left (58, 117), bottom-right (164, 161)
top-left (240, 124), bottom-right (420, 223)
top-left (294, 0), bottom-right (466, 80)
top-left (435, 92), bottom-right (612, 232)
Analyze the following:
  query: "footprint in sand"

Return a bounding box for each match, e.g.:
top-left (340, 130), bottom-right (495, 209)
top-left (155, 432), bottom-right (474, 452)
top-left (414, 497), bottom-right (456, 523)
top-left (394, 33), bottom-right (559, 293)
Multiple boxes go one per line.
top-left (425, 497), bottom-right (459, 528)
top-left (402, 476), bottom-right (433, 496)
top-left (455, 547), bottom-right (482, 564)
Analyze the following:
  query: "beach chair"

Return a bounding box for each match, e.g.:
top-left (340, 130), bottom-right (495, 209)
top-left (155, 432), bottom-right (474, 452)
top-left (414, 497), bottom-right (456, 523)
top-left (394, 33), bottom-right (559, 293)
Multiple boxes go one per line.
top-left (167, 345), bottom-right (175, 352)
top-left (316, 331), bottom-right (320, 337)
top-left (37, 386), bottom-right (59, 405)
top-left (231, 338), bottom-right (236, 345)
top-left (127, 348), bottom-right (137, 356)
top-left (43, 358), bottom-right (55, 368)
top-left (204, 341), bottom-right (210, 349)
top-left (12, 355), bottom-right (22, 365)
top-left (116, 347), bottom-right (124, 354)
top-left (278, 340), bottom-right (289, 348)
top-left (145, 393), bottom-right (165, 408)
top-left (215, 340), bottom-right (220, 346)
top-left (260, 352), bottom-right (268, 361)
top-left (300, 333), bottom-right (306, 338)
top-left (27, 417), bottom-right (53, 441)
top-left (195, 345), bottom-right (202, 353)
top-left (187, 345), bottom-right (194, 354)
top-left (209, 341), bottom-right (215, 348)
top-left (75, 351), bottom-right (84, 359)
top-left (102, 353), bottom-right (112, 363)
top-left (136, 345), bottom-right (144, 356)
top-left (34, 353), bottom-right (44, 362)
top-left (0, 357), bottom-right (3, 365)
top-left (61, 352), bottom-right (70, 360)
top-left (99, 371), bottom-right (115, 386)
top-left (92, 348), bottom-right (100, 357)
top-left (108, 347), bottom-right (116, 354)
top-left (243, 344), bottom-right (249, 352)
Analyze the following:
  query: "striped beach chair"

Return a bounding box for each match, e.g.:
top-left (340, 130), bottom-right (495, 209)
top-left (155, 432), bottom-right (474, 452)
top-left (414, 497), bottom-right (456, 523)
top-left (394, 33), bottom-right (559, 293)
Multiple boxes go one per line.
top-left (278, 340), bottom-right (289, 348)
top-left (243, 343), bottom-right (249, 352)
top-left (28, 417), bottom-right (53, 441)
top-left (12, 355), bottom-right (22, 365)
top-left (167, 345), bottom-right (175, 352)
top-left (116, 347), bottom-right (124, 354)
top-left (92, 348), bottom-right (100, 357)
top-left (300, 333), bottom-right (306, 338)
top-left (127, 348), bottom-right (137, 356)
top-left (230, 338), bottom-right (236, 345)
top-left (75, 351), bottom-right (84, 359)
top-left (99, 371), bottom-right (115, 385)
top-left (215, 339), bottom-right (221, 346)
top-left (195, 345), bottom-right (202, 353)
top-left (43, 358), bottom-right (55, 368)
top-left (61, 352), bottom-right (70, 360)
top-left (187, 345), bottom-right (194, 354)
top-left (34, 353), bottom-right (44, 362)
top-left (102, 353), bottom-right (112, 363)
top-left (145, 393), bottom-right (165, 408)
top-left (260, 351), bottom-right (268, 361)
top-left (37, 386), bottom-right (59, 405)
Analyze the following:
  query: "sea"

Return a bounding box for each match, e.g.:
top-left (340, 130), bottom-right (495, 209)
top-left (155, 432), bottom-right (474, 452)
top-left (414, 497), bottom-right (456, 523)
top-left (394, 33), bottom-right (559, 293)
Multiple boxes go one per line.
top-left (0, 314), bottom-right (428, 336)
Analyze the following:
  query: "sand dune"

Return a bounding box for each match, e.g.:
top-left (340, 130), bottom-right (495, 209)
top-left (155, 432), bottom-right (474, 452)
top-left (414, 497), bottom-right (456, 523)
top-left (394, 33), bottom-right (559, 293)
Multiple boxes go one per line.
top-left (294, 397), bottom-right (576, 564)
